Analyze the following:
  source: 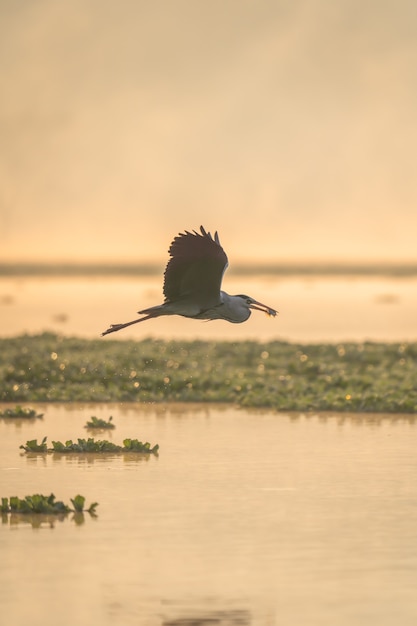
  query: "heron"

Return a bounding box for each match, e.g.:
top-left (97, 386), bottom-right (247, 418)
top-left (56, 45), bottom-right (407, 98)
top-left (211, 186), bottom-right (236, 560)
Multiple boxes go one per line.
top-left (101, 226), bottom-right (278, 336)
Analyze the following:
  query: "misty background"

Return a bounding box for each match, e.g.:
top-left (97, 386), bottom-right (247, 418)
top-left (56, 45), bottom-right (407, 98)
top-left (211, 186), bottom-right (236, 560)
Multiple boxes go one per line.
top-left (1, 0), bottom-right (417, 264)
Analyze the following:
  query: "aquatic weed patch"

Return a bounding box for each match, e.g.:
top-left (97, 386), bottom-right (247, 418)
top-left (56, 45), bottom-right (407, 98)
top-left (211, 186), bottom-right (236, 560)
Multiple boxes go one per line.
top-left (0, 493), bottom-right (98, 515)
top-left (20, 436), bottom-right (159, 455)
top-left (84, 415), bottom-right (115, 429)
top-left (1, 333), bottom-right (417, 412)
top-left (0, 404), bottom-right (43, 419)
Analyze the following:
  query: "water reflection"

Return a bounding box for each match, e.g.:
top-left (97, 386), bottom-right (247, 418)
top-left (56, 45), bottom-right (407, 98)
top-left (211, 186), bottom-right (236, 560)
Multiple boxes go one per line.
top-left (0, 416), bottom-right (43, 429)
top-left (50, 452), bottom-right (155, 464)
top-left (286, 410), bottom-right (417, 426)
top-left (1, 403), bottom-right (417, 625)
top-left (161, 607), bottom-right (252, 626)
top-left (84, 427), bottom-right (116, 436)
top-left (21, 453), bottom-right (48, 465)
top-left (20, 449), bottom-right (156, 464)
top-left (2, 511), bottom-right (95, 529)
top-left (3, 511), bottom-right (67, 529)
top-left (5, 399), bottom-right (417, 428)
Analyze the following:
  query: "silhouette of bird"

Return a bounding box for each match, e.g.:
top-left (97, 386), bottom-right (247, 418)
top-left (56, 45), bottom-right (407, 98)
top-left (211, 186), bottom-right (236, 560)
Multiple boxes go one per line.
top-left (102, 226), bottom-right (277, 336)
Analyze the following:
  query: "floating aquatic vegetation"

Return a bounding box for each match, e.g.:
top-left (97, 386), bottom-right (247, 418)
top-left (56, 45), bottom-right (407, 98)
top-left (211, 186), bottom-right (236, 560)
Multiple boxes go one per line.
top-left (70, 494), bottom-right (98, 514)
top-left (84, 415), bottom-right (115, 429)
top-left (1, 333), bottom-right (417, 412)
top-left (0, 493), bottom-right (98, 515)
top-left (20, 436), bottom-right (159, 455)
top-left (0, 405), bottom-right (43, 419)
top-left (20, 436), bottom-right (48, 452)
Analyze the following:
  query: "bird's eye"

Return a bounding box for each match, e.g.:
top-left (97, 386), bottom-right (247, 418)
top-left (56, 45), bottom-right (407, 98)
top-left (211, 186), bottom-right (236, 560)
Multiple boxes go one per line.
top-left (246, 298), bottom-right (252, 305)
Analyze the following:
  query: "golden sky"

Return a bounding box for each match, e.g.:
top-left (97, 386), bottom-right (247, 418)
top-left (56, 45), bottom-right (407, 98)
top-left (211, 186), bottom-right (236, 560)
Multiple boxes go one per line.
top-left (1, 0), bottom-right (417, 263)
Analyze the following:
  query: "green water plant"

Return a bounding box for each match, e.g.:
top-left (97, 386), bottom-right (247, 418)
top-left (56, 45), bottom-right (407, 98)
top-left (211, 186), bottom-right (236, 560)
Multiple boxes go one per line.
top-left (84, 415), bottom-right (115, 429)
top-left (20, 436), bottom-right (159, 454)
top-left (70, 494), bottom-right (98, 514)
top-left (2, 333), bottom-right (417, 412)
top-left (0, 405), bottom-right (43, 419)
top-left (0, 493), bottom-right (98, 515)
top-left (19, 436), bottom-right (48, 452)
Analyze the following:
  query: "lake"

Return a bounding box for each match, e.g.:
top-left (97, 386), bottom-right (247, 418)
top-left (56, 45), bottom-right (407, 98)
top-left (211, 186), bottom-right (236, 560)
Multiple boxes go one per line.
top-left (1, 272), bottom-right (417, 342)
top-left (1, 403), bottom-right (417, 625)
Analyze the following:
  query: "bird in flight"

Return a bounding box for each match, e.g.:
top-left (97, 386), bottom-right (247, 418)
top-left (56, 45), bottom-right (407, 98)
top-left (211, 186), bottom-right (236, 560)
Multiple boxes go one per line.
top-left (102, 226), bottom-right (278, 336)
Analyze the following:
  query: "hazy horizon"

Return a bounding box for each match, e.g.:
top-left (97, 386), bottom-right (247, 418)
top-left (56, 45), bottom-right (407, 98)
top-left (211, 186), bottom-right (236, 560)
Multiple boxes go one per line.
top-left (1, 1), bottom-right (417, 264)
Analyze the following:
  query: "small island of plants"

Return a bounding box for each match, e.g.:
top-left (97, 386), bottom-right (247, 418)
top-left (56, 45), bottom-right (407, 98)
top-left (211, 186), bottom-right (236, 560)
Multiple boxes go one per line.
top-left (84, 415), bottom-right (115, 429)
top-left (20, 436), bottom-right (159, 454)
top-left (1, 493), bottom-right (98, 515)
top-left (0, 405), bottom-right (43, 419)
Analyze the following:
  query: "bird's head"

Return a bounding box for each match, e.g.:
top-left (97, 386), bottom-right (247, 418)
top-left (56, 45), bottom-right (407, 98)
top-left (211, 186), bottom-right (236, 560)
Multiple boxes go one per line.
top-left (234, 294), bottom-right (278, 319)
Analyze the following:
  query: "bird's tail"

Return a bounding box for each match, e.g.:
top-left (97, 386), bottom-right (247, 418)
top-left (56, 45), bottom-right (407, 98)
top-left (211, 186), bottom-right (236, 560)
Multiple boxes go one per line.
top-left (101, 315), bottom-right (153, 336)
top-left (101, 305), bottom-right (166, 336)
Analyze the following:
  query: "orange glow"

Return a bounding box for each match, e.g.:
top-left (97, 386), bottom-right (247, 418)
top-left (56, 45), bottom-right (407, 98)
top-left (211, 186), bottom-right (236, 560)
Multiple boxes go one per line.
top-left (1, 2), bottom-right (417, 264)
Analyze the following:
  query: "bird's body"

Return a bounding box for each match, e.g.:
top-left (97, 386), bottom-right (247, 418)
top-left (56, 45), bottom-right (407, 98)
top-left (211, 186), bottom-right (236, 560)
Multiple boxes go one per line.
top-left (102, 226), bottom-right (277, 336)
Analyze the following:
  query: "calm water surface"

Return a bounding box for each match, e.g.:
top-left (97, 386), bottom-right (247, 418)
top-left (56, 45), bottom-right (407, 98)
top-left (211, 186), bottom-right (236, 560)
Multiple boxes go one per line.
top-left (1, 403), bottom-right (417, 625)
top-left (1, 274), bottom-right (417, 341)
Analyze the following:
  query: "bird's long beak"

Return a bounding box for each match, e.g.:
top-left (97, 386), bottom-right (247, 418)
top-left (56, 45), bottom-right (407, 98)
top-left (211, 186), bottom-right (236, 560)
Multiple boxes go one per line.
top-left (249, 299), bottom-right (278, 317)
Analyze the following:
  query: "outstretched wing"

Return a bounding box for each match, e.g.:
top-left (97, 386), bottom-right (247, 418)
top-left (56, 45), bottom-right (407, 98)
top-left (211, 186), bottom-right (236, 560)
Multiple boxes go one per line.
top-left (163, 226), bottom-right (228, 308)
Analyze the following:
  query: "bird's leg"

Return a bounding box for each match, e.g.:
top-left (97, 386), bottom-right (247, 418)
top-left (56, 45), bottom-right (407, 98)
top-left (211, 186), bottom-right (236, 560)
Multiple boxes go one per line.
top-left (101, 316), bottom-right (151, 336)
